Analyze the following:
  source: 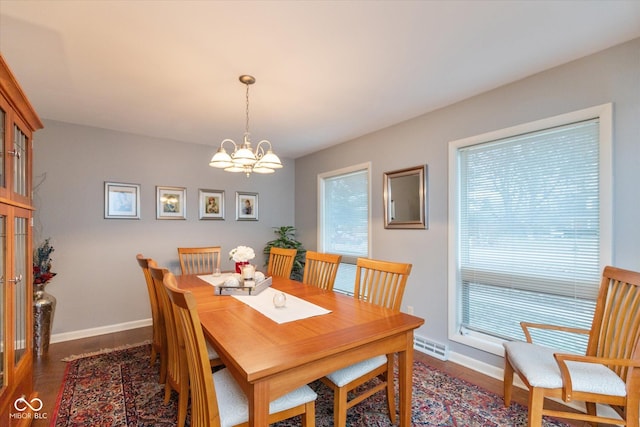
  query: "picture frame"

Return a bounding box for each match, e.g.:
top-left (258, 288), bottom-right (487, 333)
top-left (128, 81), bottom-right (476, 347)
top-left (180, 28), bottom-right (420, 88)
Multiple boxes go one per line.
top-left (383, 164), bottom-right (428, 229)
top-left (156, 186), bottom-right (186, 220)
top-left (236, 191), bottom-right (258, 221)
top-left (104, 182), bottom-right (140, 219)
top-left (199, 189), bottom-right (225, 220)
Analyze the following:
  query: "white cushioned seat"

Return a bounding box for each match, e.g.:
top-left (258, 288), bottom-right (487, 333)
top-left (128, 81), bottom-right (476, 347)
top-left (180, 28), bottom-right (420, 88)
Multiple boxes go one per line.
top-left (503, 341), bottom-right (626, 396)
top-left (214, 368), bottom-right (318, 427)
top-left (325, 355), bottom-right (387, 387)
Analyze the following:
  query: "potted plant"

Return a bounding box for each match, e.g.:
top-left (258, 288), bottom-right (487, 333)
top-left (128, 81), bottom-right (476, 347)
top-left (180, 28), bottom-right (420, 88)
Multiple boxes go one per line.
top-left (263, 226), bottom-right (306, 281)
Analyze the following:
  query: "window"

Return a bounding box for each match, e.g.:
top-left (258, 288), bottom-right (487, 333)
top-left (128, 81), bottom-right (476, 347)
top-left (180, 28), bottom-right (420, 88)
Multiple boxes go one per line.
top-left (318, 162), bottom-right (371, 294)
top-left (448, 104), bottom-right (612, 356)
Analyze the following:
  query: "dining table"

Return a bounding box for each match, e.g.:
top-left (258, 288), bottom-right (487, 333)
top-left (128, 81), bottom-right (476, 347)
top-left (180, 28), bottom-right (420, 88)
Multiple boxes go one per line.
top-left (175, 273), bottom-right (425, 427)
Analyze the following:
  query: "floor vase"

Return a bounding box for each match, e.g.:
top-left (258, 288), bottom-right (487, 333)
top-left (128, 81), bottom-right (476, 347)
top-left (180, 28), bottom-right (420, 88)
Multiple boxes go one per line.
top-left (34, 282), bottom-right (56, 356)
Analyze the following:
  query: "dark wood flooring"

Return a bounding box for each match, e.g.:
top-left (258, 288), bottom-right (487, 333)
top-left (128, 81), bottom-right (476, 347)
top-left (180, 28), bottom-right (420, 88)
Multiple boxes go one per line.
top-left (33, 326), bottom-right (594, 426)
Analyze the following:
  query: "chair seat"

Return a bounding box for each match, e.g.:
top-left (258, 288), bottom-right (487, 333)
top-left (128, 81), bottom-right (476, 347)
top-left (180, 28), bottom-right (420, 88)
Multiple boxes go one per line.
top-left (214, 368), bottom-right (317, 427)
top-left (325, 355), bottom-right (388, 387)
top-left (503, 341), bottom-right (626, 396)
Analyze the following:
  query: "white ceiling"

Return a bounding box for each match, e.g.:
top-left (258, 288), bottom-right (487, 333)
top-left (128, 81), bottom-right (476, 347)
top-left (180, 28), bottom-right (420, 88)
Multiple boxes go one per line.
top-left (1, 1), bottom-right (639, 159)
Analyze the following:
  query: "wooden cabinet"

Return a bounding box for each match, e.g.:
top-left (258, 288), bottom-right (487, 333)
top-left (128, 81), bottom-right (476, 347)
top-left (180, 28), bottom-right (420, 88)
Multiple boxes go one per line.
top-left (0, 54), bottom-right (43, 425)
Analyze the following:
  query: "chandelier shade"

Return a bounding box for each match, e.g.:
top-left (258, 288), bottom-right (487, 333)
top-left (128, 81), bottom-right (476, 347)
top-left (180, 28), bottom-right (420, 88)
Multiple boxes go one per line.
top-left (209, 75), bottom-right (283, 177)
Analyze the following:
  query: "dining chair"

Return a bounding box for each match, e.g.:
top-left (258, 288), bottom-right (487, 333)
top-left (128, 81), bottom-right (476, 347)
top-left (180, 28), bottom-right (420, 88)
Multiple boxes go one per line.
top-left (135, 254), bottom-right (165, 382)
top-left (177, 246), bottom-right (222, 275)
top-left (321, 257), bottom-right (412, 427)
top-left (301, 251), bottom-right (342, 291)
top-left (503, 265), bottom-right (640, 427)
top-left (266, 247), bottom-right (297, 279)
top-left (163, 271), bottom-right (317, 427)
top-left (149, 264), bottom-right (223, 427)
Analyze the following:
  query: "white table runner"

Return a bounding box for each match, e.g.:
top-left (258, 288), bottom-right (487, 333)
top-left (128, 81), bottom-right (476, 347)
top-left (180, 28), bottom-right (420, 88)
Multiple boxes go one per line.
top-left (232, 287), bottom-right (331, 324)
top-left (197, 273), bottom-right (233, 287)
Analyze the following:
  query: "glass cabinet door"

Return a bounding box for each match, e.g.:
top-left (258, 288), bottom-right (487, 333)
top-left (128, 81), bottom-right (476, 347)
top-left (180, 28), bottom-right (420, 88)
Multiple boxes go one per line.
top-left (12, 215), bottom-right (28, 366)
top-left (0, 214), bottom-right (5, 388)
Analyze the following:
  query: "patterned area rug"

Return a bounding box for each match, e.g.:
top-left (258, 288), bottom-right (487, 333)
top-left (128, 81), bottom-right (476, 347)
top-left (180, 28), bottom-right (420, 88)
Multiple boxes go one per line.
top-left (53, 343), bottom-right (572, 426)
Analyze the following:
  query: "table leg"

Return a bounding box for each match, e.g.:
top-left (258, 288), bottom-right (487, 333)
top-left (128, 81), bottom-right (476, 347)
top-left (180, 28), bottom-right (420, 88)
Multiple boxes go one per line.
top-left (248, 381), bottom-right (269, 426)
top-left (398, 331), bottom-right (414, 426)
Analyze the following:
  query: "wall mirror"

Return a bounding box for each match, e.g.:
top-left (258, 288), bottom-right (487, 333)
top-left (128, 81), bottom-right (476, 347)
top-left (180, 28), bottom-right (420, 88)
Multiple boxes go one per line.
top-left (383, 164), bottom-right (427, 229)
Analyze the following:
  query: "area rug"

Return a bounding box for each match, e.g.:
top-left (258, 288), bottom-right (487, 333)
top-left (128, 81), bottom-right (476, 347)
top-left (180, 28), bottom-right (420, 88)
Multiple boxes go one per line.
top-left (52, 343), bottom-right (572, 426)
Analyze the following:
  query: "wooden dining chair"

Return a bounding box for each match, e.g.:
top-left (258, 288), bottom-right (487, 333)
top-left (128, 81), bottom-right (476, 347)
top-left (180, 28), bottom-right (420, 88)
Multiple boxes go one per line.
top-left (503, 265), bottom-right (640, 427)
top-left (266, 247), bottom-right (297, 279)
top-left (302, 251), bottom-right (342, 291)
top-left (135, 254), bottom-right (165, 382)
top-left (163, 271), bottom-right (317, 427)
top-left (150, 264), bottom-right (223, 427)
top-left (177, 246), bottom-right (222, 275)
top-left (321, 257), bottom-right (412, 427)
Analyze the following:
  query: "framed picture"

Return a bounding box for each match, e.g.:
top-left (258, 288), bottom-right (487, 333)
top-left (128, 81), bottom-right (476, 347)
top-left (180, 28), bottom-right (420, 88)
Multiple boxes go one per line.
top-left (156, 186), bottom-right (186, 220)
top-left (236, 191), bottom-right (258, 221)
top-left (104, 182), bottom-right (140, 219)
top-left (199, 189), bottom-right (225, 220)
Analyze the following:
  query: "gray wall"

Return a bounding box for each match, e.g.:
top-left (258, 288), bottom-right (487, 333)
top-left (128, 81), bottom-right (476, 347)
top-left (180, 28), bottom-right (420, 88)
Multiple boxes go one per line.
top-left (33, 122), bottom-right (295, 340)
top-left (294, 38), bottom-right (640, 368)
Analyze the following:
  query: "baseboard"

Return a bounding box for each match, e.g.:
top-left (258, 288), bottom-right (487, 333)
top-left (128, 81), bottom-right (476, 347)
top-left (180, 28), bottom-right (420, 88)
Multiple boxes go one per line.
top-left (50, 318), bottom-right (152, 344)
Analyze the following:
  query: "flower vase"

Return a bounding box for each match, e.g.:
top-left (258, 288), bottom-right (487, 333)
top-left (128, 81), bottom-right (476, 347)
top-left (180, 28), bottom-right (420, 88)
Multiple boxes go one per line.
top-left (33, 282), bottom-right (56, 357)
top-left (235, 261), bottom-right (249, 274)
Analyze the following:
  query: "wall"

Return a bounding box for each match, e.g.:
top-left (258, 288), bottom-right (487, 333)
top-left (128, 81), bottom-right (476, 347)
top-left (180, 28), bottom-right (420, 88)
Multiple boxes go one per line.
top-left (33, 122), bottom-right (295, 340)
top-left (294, 38), bottom-right (640, 368)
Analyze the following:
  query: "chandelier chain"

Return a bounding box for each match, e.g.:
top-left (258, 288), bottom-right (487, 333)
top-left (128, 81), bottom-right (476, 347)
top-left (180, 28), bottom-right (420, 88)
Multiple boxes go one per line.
top-left (245, 82), bottom-right (251, 137)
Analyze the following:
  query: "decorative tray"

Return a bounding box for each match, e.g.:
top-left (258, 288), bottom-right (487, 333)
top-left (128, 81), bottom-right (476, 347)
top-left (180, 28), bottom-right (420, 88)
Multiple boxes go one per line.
top-left (215, 276), bottom-right (272, 296)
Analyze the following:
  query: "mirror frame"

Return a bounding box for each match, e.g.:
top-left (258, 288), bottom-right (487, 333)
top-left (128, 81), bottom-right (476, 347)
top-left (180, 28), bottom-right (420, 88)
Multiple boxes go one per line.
top-left (383, 164), bottom-right (428, 229)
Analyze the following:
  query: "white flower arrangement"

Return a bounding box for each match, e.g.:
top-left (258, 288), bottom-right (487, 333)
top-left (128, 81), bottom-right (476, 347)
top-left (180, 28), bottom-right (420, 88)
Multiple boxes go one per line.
top-left (229, 245), bottom-right (255, 262)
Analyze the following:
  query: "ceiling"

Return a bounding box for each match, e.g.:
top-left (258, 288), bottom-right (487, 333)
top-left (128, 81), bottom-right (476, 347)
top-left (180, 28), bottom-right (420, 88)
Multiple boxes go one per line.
top-left (1, 1), bottom-right (639, 159)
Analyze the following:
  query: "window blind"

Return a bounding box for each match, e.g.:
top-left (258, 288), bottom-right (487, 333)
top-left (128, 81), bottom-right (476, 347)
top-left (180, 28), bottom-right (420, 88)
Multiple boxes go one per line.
top-left (458, 119), bottom-right (601, 353)
top-left (320, 166), bottom-right (369, 294)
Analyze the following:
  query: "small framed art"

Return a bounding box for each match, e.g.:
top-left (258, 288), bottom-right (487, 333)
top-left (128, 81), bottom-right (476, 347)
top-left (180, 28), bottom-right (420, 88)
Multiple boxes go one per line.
top-left (236, 191), bottom-right (258, 221)
top-left (104, 182), bottom-right (140, 219)
top-left (199, 189), bottom-right (225, 220)
top-left (156, 186), bottom-right (186, 220)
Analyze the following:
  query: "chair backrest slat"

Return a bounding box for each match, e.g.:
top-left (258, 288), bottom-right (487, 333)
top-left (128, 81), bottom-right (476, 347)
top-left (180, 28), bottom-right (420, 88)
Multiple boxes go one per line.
top-left (302, 251), bottom-right (342, 291)
top-left (178, 246), bottom-right (221, 275)
top-left (267, 247), bottom-right (297, 279)
top-left (354, 257), bottom-right (412, 312)
top-left (588, 266), bottom-right (640, 381)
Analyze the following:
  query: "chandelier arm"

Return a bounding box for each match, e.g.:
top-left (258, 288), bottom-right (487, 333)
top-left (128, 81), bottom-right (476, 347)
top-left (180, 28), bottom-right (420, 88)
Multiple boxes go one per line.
top-left (220, 139), bottom-right (238, 153)
top-left (254, 140), bottom-right (273, 160)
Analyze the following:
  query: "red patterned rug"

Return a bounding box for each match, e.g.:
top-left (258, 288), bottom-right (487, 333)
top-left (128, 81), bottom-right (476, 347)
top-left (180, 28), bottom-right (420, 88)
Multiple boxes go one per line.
top-left (52, 343), bottom-right (572, 426)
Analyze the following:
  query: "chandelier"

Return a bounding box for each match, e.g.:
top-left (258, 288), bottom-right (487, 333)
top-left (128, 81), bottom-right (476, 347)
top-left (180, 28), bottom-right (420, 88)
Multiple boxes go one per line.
top-left (209, 75), bottom-right (283, 177)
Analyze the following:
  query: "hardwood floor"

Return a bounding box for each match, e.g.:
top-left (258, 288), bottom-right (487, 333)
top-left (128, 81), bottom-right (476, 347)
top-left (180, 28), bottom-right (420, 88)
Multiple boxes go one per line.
top-left (33, 326), bottom-right (593, 427)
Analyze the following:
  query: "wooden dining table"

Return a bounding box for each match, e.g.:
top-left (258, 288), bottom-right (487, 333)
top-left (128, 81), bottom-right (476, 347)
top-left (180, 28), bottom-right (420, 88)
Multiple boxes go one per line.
top-left (175, 274), bottom-right (425, 427)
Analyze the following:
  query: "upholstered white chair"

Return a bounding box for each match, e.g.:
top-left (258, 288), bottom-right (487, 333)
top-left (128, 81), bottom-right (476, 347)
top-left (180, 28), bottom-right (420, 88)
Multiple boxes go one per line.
top-left (163, 271), bottom-right (317, 427)
top-left (321, 257), bottom-right (412, 427)
top-left (503, 266), bottom-right (640, 427)
top-left (149, 263), bottom-right (223, 427)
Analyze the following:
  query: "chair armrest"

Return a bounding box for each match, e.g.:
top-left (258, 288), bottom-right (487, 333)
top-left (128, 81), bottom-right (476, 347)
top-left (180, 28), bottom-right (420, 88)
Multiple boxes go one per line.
top-left (553, 352), bottom-right (640, 402)
top-left (520, 322), bottom-right (590, 343)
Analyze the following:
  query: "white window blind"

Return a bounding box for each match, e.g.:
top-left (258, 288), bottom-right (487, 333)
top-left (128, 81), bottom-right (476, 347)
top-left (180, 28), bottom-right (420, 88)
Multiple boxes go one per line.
top-left (457, 118), bottom-right (603, 354)
top-left (319, 163), bottom-right (370, 294)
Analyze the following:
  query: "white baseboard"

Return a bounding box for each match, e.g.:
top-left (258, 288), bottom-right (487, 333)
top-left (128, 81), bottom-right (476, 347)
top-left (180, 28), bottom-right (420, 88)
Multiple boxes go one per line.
top-left (50, 318), bottom-right (152, 344)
